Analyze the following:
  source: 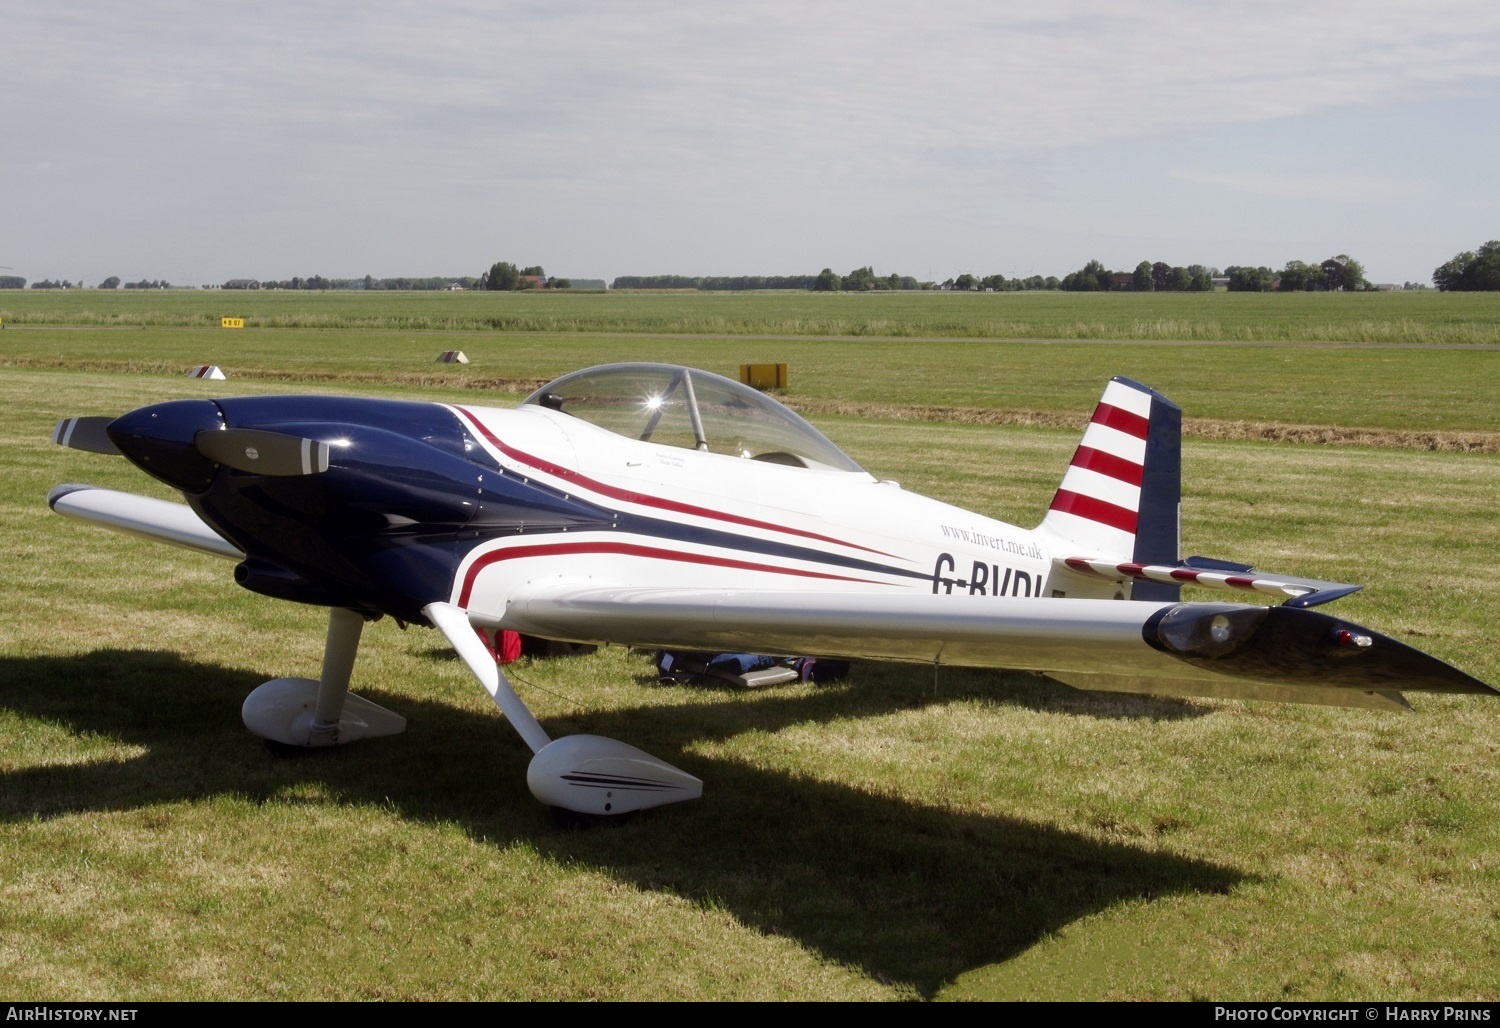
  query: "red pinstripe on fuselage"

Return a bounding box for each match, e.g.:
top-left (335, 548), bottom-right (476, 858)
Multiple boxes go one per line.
top-left (441, 402), bottom-right (1065, 613)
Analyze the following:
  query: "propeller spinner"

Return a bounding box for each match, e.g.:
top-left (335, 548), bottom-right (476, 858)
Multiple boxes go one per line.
top-left (54, 402), bottom-right (333, 486)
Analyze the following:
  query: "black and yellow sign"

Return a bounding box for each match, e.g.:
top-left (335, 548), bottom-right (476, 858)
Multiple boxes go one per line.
top-left (220, 317), bottom-right (245, 329)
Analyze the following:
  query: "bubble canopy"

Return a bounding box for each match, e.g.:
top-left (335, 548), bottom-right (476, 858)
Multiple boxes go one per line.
top-left (522, 363), bottom-right (864, 472)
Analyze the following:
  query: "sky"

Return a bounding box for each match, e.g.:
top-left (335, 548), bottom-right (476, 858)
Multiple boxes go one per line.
top-left (4, 1), bottom-right (1499, 287)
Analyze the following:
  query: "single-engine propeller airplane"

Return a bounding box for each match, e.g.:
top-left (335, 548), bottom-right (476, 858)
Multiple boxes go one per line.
top-left (49, 363), bottom-right (1495, 815)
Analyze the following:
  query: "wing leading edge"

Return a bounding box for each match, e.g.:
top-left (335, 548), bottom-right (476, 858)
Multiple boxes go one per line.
top-left (49, 485), bottom-right (243, 560)
top-left (491, 583), bottom-right (1493, 711)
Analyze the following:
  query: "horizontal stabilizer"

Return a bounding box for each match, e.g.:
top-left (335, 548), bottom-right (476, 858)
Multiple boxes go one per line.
top-left (1059, 556), bottom-right (1360, 607)
top-left (48, 484), bottom-right (243, 559)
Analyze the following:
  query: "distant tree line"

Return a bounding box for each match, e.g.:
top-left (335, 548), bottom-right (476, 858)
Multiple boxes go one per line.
top-left (257, 275), bottom-right (333, 290)
top-left (613, 269), bottom-right (931, 291)
top-left (1057, 260), bottom-right (1212, 292)
top-left (360, 276), bottom-right (480, 291)
top-left (610, 258), bottom-right (1392, 294)
top-left (479, 262), bottom-right (569, 290)
top-left (1052, 260), bottom-right (1213, 292)
top-left (1045, 254), bottom-right (1370, 293)
top-left (222, 276), bottom-right (481, 290)
top-left (816, 268), bottom-right (928, 291)
top-left (615, 269), bottom-right (1085, 292)
top-left (1433, 241), bottom-right (1500, 291)
top-left (1224, 255), bottom-right (1368, 292)
top-left (972, 274), bottom-right (1061, 291)
top-left (17, 244), bottom-right (1494, 294)
top-left (77, 276), bottom-right (171, 289)
top-left (611, 274), bottom-right (830, 290)
top-left (934, 272), bottom-right (1064, 291)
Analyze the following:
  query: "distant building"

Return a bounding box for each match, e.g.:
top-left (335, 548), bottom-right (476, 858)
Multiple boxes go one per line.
top-left (223, 279), bottom-right (260, 290)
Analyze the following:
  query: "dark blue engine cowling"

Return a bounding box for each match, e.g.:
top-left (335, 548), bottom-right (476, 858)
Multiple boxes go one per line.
top-left (179, 397), bottom-right (614, 622)
top-left (107, 399), bottom-right (225, 492)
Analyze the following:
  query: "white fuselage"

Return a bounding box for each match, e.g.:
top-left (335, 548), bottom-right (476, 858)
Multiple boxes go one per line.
top-left (446, 402), bottom-right (1112, 631)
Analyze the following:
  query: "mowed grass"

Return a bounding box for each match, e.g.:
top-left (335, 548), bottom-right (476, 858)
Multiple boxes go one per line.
top-left (3, 286), bottom-right (1500, 344)
top-left (2, 331), bottom-right (1499, 999)
top-left (5, 325), bottom-right (1500, 433)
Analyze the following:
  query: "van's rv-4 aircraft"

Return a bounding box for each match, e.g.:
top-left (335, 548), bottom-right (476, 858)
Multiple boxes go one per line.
top-left (49, 363), bottom-right (1494, 815)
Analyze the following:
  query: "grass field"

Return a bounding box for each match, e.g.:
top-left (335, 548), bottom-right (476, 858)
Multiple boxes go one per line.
top-left (4, 286), bottom-right (1500, 344)
top-left (2, 297), bottom-right (1499, 1000)
top-left (5, 325), bottom-right (1500, 438)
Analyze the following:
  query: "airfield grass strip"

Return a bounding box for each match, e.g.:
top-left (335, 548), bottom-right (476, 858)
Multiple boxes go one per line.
top-left (8, 356), bottom-right (1496, 454)
top-left (5, 290), bottom-right (1500, 345)
top-left (4, 312), bottom-right (1500, 345)
top-left (788, 398), bottom-right (1500, 454)
top-left (7, 367), bottom-right (1500, 999)
top-left (0, 356), bottom-right (552, 394)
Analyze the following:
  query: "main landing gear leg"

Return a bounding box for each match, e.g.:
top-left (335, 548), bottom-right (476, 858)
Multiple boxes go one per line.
top-left (423, 601), bottom-right (702, 815)
top-left (241, 606), bottom-right (407, 747)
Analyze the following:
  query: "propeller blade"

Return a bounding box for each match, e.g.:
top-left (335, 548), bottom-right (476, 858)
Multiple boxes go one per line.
top-left (52, 416), bottom-right (121, 455)
top-left (194, 428), bottom-right (331, 476)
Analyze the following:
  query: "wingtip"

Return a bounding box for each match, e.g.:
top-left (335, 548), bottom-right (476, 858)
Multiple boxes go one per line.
top-left (47, 483), bottom-right (91, 510)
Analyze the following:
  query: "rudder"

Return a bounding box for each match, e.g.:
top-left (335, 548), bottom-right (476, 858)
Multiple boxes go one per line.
top-left (1037, 377), bottom-right (1181, 600)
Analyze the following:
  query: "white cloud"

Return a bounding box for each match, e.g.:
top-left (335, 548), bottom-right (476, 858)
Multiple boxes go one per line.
top-left (8, 1), bottom-right (1500, 167)
top-left (2, 0), bottom-right (1497, 280)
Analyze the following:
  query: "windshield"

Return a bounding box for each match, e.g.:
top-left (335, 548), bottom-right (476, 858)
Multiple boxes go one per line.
top-left (523, 363), bottom-right (863, 472)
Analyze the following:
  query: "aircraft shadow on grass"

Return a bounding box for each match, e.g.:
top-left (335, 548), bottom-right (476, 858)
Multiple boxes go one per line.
top-left (623, 658), bottom-right (1213, 722)
top-left (0, 649), bottom-right (1244, 998)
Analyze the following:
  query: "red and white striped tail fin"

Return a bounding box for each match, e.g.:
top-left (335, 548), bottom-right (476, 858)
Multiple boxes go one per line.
top-left (1037, 377), bottom-right (1179, 567)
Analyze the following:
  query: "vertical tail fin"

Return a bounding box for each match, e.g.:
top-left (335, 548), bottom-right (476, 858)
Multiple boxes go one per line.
top-left (1037, 377), bottom-right (1182, 600)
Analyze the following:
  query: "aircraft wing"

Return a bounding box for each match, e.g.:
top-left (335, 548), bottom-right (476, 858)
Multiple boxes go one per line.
top-left (48, 484), bottom-right (244, 560)
top-left (493, 583), bottom-right (1494, 712)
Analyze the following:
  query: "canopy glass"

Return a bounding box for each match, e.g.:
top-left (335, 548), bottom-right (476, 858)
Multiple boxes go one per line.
top-left (523, 363), bottom-right (862, 472)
